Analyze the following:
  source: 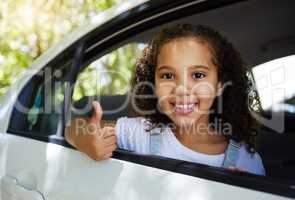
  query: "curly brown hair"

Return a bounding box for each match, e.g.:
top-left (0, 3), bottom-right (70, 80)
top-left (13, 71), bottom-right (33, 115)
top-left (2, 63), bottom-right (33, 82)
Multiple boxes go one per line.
top-left (130, 24), bottom-right (259, 152)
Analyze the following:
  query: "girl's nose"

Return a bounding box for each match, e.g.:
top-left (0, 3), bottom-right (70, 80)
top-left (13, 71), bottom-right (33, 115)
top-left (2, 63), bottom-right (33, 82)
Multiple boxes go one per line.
top-left (174, 84), bottom-right (190, 96)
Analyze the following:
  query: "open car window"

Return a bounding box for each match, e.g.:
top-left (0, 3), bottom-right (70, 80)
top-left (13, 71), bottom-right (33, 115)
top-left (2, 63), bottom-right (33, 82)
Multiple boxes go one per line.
top-left (73, 43), bottom-right (145, 100)
top-left (71, 43), bottom-right (144, 123)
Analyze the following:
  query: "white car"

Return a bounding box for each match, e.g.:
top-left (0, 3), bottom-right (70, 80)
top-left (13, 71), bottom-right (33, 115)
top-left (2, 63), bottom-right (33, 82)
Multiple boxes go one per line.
top-left (1, 0), bottom-right (295, 199)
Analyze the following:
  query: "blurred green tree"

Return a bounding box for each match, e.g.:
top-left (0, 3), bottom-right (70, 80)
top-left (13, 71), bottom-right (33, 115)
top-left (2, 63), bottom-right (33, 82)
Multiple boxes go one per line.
top-left (73, 43), bottom-right (144, 101)
top-left (0, 0), bottom-right (139, 97)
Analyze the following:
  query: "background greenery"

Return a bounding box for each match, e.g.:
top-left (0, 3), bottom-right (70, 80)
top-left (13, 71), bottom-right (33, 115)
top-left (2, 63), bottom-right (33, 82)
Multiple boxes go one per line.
top-left (0, 0), bottom-right (142, 98)
top-left (73, 43), bottom-right (143, 100)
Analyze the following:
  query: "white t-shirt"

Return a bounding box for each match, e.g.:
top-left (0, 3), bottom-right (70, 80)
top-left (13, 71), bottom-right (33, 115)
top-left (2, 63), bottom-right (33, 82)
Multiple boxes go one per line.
top-left (115, 117), bottom-right (265, 175)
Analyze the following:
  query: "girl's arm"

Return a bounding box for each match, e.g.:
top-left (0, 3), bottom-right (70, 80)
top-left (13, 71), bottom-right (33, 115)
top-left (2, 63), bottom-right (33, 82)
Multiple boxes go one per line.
top-left (64, 101), bottom-right (117, 161)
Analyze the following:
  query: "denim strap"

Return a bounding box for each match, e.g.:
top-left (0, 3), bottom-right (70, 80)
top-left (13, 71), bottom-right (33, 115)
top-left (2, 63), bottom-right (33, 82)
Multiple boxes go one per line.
top-left (150, 128), bottom-right (161, 155)
top-left (222, 139), bottom-right (241, 168)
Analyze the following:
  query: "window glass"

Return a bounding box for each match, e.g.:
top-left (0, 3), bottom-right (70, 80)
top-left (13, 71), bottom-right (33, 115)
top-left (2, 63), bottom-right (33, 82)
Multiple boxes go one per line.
top-left (252, 55), bottom-right (295, 183)
top-left (8, 62), bottom-right (71, 136)
top-left (252, 55), bottom-right (295, 113)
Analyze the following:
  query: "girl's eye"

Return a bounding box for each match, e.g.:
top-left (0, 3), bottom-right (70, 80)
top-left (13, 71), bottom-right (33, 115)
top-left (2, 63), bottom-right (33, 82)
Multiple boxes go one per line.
top-left (192, 72), bottom-right (206, 80)
top-left (160, 73), bottom-right (174, 80)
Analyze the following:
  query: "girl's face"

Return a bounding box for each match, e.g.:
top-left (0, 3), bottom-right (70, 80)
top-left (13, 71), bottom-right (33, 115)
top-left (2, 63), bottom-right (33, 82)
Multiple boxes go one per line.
top-left (155, 37), bottom-right (222, 128)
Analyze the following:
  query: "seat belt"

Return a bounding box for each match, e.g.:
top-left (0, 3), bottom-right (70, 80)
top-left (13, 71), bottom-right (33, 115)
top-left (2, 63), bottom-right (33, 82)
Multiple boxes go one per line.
top-left (222, 139), bottom-right (241, 168)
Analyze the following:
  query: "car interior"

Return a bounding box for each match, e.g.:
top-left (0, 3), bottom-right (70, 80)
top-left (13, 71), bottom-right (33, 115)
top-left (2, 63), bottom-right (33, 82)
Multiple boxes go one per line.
top-left (7, 0), bottom-right (295, 187)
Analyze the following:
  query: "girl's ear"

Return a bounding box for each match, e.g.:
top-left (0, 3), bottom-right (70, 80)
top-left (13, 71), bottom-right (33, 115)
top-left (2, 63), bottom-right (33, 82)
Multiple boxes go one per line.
top-left (216, 82), bottom-right (223, 96)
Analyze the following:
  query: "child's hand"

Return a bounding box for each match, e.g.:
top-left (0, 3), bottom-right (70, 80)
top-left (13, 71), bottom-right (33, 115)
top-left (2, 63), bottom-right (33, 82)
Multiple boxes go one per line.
top-left (65, 101), bottom-right (117, 161)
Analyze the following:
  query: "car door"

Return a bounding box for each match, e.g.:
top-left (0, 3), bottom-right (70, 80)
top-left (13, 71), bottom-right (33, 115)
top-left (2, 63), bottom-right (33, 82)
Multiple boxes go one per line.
top-left (1, 0), bottom-right (295, 199)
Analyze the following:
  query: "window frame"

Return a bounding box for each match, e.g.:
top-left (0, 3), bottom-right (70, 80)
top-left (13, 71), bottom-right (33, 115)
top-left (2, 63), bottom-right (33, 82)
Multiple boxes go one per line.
top-left (6, 0), bottom-right (295, 198)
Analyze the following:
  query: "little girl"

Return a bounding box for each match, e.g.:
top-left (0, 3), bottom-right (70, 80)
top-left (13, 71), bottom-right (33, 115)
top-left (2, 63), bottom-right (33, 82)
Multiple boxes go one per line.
top-left (65, 24), bottom-right (265, 175)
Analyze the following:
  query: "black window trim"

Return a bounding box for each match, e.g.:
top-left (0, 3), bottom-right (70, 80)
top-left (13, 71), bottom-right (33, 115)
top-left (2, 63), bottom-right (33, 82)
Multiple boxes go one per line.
top-left (6, 0), bottom-right (295, 198)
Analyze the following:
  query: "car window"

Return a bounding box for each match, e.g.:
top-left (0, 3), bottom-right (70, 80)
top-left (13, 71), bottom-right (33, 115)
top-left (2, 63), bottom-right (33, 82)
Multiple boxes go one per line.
top-left (251, 55), bottom-right (295, 183)
top-left (8, 57), bottom-right (72, 137)
top-left (252, 55), bottom-right (295, 113)
top-left (71, 43), bottom-right (144, 122)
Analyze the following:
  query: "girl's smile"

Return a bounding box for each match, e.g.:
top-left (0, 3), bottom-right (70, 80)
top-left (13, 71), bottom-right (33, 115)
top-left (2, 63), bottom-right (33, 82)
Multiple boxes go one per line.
top-left (171, 101), bottom-right (198, 115)
top-left (155, 36), bottom-right (222, 128)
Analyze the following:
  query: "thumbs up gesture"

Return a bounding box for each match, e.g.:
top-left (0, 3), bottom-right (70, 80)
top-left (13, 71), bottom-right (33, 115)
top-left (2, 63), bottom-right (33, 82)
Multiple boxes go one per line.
top-left (65, 101), bottom-right (117, 161)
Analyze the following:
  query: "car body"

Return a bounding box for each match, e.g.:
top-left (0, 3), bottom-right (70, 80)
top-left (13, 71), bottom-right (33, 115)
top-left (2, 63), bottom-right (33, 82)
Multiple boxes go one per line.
top-left (1, 0), bottom-right (295, 199)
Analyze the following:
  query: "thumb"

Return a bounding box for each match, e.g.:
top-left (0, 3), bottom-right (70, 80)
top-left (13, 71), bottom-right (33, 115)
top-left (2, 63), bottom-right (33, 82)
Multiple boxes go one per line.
top-left (89, 101), bottom-right (102, 125)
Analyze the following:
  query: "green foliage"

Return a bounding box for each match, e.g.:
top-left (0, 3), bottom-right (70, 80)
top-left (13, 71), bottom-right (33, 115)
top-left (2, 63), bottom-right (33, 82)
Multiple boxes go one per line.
top-left (73, 43), bottom-right (144, 101)
top-left (0, 0), bottom-right (123, 96)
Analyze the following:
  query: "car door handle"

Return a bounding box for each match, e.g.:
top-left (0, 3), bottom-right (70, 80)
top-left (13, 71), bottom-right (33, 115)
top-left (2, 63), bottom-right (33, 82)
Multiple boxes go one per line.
top-left (1, 175), bottom-right (44, 200)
